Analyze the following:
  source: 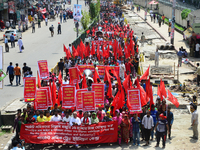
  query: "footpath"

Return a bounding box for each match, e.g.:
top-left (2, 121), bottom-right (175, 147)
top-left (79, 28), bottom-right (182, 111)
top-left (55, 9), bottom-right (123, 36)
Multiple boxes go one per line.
top-left (133, 6), bottom-right (200, 68)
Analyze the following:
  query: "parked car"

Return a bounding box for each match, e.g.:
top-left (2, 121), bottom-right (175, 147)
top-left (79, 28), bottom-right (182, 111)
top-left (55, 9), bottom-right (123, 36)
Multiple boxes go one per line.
top-left (55, 1), bottom-right (62, 8)
top-left (3, 29), bottom-right (22, 41)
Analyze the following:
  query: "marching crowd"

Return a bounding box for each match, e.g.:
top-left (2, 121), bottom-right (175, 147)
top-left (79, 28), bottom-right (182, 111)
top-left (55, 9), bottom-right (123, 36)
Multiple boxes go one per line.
top-left (11, 2), bottom-right (199, 150)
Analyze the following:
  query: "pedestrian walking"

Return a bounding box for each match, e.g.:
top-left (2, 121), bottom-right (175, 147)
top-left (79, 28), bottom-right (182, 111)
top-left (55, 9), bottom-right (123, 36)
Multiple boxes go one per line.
top-left (190, 103), bottom-right (198, 140)
top-left (6, 62), bottom-right (14, 85)
top-left (140, 106), bottom-right (147, 141)
top-left (155, 113), bottom-right (169, 149)
top-left (177, 48), bottom-right (183, 67)
top-left (132, 114), bottom-right (141, 146)
top-left (158, 16), bottom-right (162, 27)
top-left (32, 22), bottom-right (35, 33)
top-left (45, 17), bottom-right (48, 26)
top-left (155, 47), bottom-right (159, 67)
top-left (162, 14), bottom-right (165, 25)
top-left (58, 58), bottom-right (64, 77)
top-left (168, 25), bottom-right (171, 37)
top-left (142, 111), bottom-right (154, 146)
top-left (138, 6), bottom-right (140, 12)
top-left (140, 32), bottom-right (145, 47)
top-left (4, 36), bottom-right (9, 52)
top-left (49, 25), bottom-right (54, 37)
top-left (10, 33), bottom-right (15, 48)
top-left (164, 106), bottom-right (174, 140)
top-left (153, 13), bottom-right (156, 23)
top-left (22, 63), bottom-right (30, 77)
top-left (195, 42), bottom-right (200, 58)
top-left (150, 104), bottom-right (158, 141)
top-left (14, 63), bottom-right (21, 86)
top-left (151, 13), bottom-right (153, 22)
top-left (60, 13), bottom-right (62, 23)
top-left (38, 19), bottom-right (41, 28)
top-left (17, 37), bottom-right (23, 53)
top-left (57, 22), bottom-right (61, 34)
top-left (194, 63), bottom-right (200, 86)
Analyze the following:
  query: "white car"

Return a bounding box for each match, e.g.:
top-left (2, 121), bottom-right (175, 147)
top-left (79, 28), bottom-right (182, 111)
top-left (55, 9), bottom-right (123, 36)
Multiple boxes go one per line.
top-left (3, 29), bottom-right (22, 41)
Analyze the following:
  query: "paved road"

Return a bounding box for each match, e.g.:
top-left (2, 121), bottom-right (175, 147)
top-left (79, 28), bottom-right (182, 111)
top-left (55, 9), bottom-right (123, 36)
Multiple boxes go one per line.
top-left (0, 0), bottom-right (87, 108)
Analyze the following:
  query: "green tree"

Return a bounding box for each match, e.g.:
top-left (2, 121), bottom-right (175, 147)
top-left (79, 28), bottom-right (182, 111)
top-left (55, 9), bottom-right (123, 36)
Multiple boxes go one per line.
top-left (181, 9), bottom-right (191, 20)
top-left (90, 2), bottom-right (96, 20)
top-left (81, 10), bottom-right (91, 30)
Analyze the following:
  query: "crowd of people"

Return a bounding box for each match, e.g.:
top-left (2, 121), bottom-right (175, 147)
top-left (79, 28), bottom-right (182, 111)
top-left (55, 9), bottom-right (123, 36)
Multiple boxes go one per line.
top-left (11, 2), bottom-right (199, 150)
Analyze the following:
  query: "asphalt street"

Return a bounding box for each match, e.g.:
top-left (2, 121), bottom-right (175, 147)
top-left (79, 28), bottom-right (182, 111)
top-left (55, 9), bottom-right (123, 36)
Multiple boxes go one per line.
top-left (0, 0), bottom-right (87, 108)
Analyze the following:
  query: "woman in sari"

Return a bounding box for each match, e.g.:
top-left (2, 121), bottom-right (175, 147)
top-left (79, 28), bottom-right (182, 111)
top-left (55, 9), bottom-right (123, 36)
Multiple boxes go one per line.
top-left (112, 110), bottom-right (122, 146)
top-left (122, 114), bottom-right (130, 144)
top-left (91, 112), bottom-right (99, 124)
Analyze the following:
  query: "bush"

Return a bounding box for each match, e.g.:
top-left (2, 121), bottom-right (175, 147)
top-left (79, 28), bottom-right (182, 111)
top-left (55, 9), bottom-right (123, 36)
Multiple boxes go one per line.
top-left (181, 9), bottom-right (191, 20)
top-left (81, 10), bottom-right (91, 30)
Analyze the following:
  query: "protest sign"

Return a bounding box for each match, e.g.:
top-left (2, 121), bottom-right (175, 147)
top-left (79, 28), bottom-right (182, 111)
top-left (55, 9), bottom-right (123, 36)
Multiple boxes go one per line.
top-left (62, 86), bottom-right (76, 108)
top-left (20, 121), bottom-right (118, 144)
top-left (69, 67), bottom-right (80, 83)
top-left (76, 89), bottom-right (88, 110)
top-left (24, 77), bottom-right (36, 100)
top-left (82, 91), bottom-right (95, 111)
top-left (92, 84), bottom-right (104, 107)
top-left (73, 4), bottom-right (82, 22)
top-left (128, 89), bottom-right (142, 114)
top-left (35, 89), bottom-right (49, 110)
top-left (37, 60), bottom-right (49, 79)
top-left (40, 86), bottom-right (52, 107)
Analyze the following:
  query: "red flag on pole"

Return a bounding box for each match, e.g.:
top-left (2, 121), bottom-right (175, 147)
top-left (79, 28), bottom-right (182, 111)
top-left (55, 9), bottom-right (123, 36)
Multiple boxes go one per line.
top-left (58, 70), bottom-right (62, 84)
top-left (146, 79), bottom-right (154, 110)
top-left (93, 69), bottom-right (100, 83)
top-left (167, 89), bottom-right (179, 108)
top-left (52, 81), bottom-right (60, 107)
top-left (136, 80), bottom-right (147, 107)
top-left (91, 42), bottom-right (95, 56)
top-left (82, 74), bottom-right (87, 88)
top-left (76, 80), bottom-right (80, 89)
top-left (123, 75), bottom-right (130, 93)
top-left (160, 79), bottom-right (167, 99)
top-left (140, 65), bottom-right (150, 81)
top-left (37, 71), bottom-right (41, 88)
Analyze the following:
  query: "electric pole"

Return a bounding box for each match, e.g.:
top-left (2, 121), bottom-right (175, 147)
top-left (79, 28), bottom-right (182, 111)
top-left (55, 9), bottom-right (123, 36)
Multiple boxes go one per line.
top-left (171, 0), bottom-right (176, 45)
top-left (145, 0), bottom-right (147, 21)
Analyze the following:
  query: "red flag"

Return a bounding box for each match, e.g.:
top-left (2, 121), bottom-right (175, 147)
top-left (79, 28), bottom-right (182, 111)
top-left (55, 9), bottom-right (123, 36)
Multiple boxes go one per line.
top-left (126, 97), bottom-right (132, 110)
top-left (63, 44), bottom-right (68, 58)
top-left (157, 85), bottom-right (161, 98)
top-left (52, 81), bottom-right (60, 107)
top-left (140, 65), bottom-right (150, 81)
top-left (106, 45), bottom-right (110, 58)
top-left (42, 15), bottom-right (45, 19)
top-left (37, 71), bottom-right (41, 88)
top-left (146, 79), bottom-right (154, 110)
top-left (160, 79), bottom-right (167, 99)
top-left (58, 70), bottom-right (62, 84)
top-left (93, 69), bottom-right (100, 83)
top-left (167, 89), bottom-right (179, 108)
top-left (91, 42), bottom-right (95, 55)
top-left (67, 48), bottom-right (71, 59)
top-left (72, 45), bottom-right (78, 57)
top-left (76, 80), bottom-right (80, 89)
top-left (118, 44), bottom-right (123, 58)
top-left (136, 80), bottom-right (147, 106)
top-left (105, 69), bottom-right (112, 98)
top-left (123, 75), bottom-right (131, 93)
top-left (96, 44), bottom-right (100, 60)
top-left (58, 87), bottom-right (62, 105)
top-left (82, 74), bottom-right (87, 88)
top-left (86, 30), bottom-right (90, 34)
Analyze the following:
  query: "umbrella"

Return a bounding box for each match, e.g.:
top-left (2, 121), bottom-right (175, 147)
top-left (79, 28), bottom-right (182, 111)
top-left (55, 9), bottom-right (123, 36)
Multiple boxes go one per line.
top-left (148, 0), bottom-right (159, 5)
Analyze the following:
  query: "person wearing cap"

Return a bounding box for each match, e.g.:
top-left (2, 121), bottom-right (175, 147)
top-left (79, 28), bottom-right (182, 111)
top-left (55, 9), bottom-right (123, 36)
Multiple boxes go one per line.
top-left (150, 104), bottom-right (158, 141)
top-left (190, 104), bottom-right (198, 140)
top-left (57, 22), bottom-right (61, 34)
top-left (81, 112), bottom-right (91, 125)
top-left (132, 113), bottom-right (141, 146)
top-left (113, 110), bottom-right (122, 146)
top-left (11, 140), bottom-right (25, 150)
top-left (142, 111), bottom-right (154, 146)
top-left (17, 37), bottom-right (23, 53)
top-left (164, 106), bottom-right (174, 140)
top-left (50, 109), bottom-right (62, 122)
top-left (155, 113), bottom-right (169, 148)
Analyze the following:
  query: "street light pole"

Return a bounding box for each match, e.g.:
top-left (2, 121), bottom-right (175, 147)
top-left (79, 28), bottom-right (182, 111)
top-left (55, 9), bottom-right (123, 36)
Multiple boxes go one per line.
top-left (170, 0), bottom-right (176, 45)
top-left (145, 0), bottom-right (147, 21)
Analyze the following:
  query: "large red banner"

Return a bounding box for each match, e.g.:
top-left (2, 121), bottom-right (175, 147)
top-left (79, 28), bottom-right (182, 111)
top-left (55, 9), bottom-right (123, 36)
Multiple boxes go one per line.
top-left (82, 91), bottom-right (95, 111)
top-left (92, 84), bottom-right (104, 107)
top-left (20, 121), bottom-right (117, 144)
top-left (69, 67), bottom-right (80, 83)
top-left (62, 86), bottom-right (76, 108)
top-left (76, 89), bottom-right (88, 110)
top-left (35, 89), bottom-right (49, 110)
top-left (77, 65), bottom-right (119, 78)
top-left (40, 86), bottom-right (52, 107)
top-left (128, 89), bottom-right (142, 114)
top-left (24, 77), bottom-right (36, 100)
top-left (37, 60), bottom-right (49, 79)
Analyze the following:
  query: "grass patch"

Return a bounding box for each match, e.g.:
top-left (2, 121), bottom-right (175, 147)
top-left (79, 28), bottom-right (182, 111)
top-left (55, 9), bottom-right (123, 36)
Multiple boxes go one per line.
top-left (0, 131), bottom-right (7, 137)
top-left (164, 18), bottom-right (185, 31)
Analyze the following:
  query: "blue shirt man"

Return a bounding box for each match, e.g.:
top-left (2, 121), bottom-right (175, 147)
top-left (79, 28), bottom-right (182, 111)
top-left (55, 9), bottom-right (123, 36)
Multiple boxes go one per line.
top-left (132, 114), bottom-right (141, 145)
top-left (177, 50), bottom-right (183, 57)
top-left (6, 62), bottom-right (14, 85)
top-left (4, 37), bottom-right (8, 44)
top-left (150, 104), bottom-right (158, 140)
top-left (10, 34), bottom-right (15, 42)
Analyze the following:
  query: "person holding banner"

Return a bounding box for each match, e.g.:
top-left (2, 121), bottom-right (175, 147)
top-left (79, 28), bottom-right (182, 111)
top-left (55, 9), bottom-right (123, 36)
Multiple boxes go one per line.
top-left (112, 110), bottom-right (122, 146)
top-left (102, 111), bottom-right (112, 122)
top-left (62, 110), bottom-right (71, 123)
top-left (70, 111), bottom-right (81, 126)
top-left (81, 112), bottom-right (91, 125)
top-left (37, 111), bottom-right (47, 122)
top-left (50, 109), bottom-right (61, 122)
top-left (91, 112), bottom-right (99, 124)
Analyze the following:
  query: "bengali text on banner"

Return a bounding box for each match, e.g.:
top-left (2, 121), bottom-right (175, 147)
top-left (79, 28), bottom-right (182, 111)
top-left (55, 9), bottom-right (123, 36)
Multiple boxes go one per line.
top-left (62, 86), bottom-right (76, 109)
top-left (76, 89), bottom-right (88, 110)
top-left (35, 89), bottom-right (49, 110)
top-left (37, 60), bottom-right (49, 79)
top-left (69, 67), bottom-right (80, 83)
top-left (82, 91), bottom-right (95, 111)
top-left (24, 77), bottom-right (36, 100)
top-left (128, 89), bottom-right (142, 114)
top-left (92, 83), bottom-right (104, 107)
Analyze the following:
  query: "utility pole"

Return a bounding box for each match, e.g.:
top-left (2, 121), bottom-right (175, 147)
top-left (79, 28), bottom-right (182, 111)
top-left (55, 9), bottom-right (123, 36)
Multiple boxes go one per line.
top-left (145, 0), bottom-right (147, 21)
top-left (171, 0), bottom-right (176, 45)
top-left (77, 0), bottom-right (78, 4)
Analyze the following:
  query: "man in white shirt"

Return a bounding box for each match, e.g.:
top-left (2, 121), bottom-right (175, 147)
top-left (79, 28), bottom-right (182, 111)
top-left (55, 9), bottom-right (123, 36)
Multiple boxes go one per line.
top-left (119, 61), bottom-right (125, 80)
top-left (63, 76), bottom-right (69, 84)
top-left (45, 17), bottom-right (48, 26)
top-left (155, 47), bottom-right (159, 67)
top-left (195, 42), bottom-right (200, 58)
top-left (191, 104), bottom-right (198, 140)
top-left (81, 112), bottom-right (91, 125)
top-left (142, 111), bottom-right (154, 146)
top-left (70, 111), bottom-right (81, 126)
top-left (50, 110), bottom-right (62, 121)
top-left (62, 111), bottom-right (71, 123)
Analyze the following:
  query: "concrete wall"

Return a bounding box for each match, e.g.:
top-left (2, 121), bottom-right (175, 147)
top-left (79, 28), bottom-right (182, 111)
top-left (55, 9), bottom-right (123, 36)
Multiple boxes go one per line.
top-left (134, 0), bottom-right (188, 28)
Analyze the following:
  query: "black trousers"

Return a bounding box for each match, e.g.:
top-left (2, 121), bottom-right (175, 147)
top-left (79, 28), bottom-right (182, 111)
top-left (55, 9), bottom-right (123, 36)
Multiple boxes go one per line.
top-left (9, 74), bottom-right (14, 84)
top-left (197, 75), bottom-right (200, 86)
top-left (168, 124), bottom-right (172, 138)
top-left (144, 128), bottom-right (151, 142)
top-left (195, 51), bottom-right (199, 58)
top-left (157, 131), bottom-right (165, 147)
top-left (32, 27), bottom-right (35, 33)
top-left (11, 41), bottom-right (15, 47)
top-left (58, 29), bottom-right (61, 34)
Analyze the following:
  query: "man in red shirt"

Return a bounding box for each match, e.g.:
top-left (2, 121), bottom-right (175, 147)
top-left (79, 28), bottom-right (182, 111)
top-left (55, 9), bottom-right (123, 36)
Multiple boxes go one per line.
top-left (26, 112), bottom-right (35, 124)
top-left (77, 110), bottom-right (83, 119)
top-left (125, 59), bottom-right (133, 74)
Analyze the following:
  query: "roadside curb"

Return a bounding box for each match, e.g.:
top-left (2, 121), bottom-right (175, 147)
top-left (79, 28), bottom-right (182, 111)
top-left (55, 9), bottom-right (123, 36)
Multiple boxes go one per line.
top-left (135, 11), bottom-right (197, 69)
top-left (0, 97), bottom-right (23, 111)
top-left (3, 133), bottom-right (15, 150)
